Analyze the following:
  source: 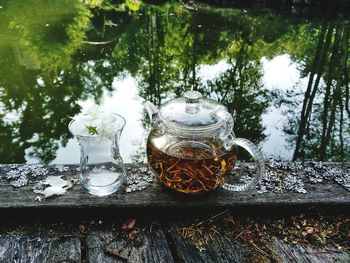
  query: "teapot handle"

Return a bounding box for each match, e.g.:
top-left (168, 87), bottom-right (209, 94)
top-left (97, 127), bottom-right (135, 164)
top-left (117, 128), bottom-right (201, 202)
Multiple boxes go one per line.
top-left (222, 137), bottom-right (265, 192)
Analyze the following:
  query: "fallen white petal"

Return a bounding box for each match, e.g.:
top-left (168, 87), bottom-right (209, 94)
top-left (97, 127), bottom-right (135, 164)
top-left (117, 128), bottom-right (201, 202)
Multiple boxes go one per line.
top-left (42, 186), bottom-right (67, 198)
top-left (43, 176), bottom-right (68, 188)
top-left (33, 176), bottom-right (78, 199)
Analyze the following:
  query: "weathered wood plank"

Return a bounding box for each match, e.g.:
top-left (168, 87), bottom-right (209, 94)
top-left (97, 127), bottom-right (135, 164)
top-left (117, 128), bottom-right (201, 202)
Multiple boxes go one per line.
top-left (167, 220), bottom-right (350, 263)
top-left (86, 222), bottom-right (174, 263)
top-left (0, 232), bottom-right (81, 262)
top-left (272, 239), bottom-right (350, 263)
top-left (167, 224), bottom-right (250, 263)
top-left (0, 213), bottom-right (348, 263)
top-left (0, 163), bottom-right (349, 209)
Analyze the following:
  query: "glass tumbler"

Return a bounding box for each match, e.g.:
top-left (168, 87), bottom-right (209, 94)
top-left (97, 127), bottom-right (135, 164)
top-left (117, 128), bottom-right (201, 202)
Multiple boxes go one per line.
top-left (69, 114), bottom-right (126, 196)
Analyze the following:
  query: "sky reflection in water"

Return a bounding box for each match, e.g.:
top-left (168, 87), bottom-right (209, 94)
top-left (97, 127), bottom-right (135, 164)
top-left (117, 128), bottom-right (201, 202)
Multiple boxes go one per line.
top-left (51, 55), bottom-right (299, 164)
top-left (0, 0), bottom-right (349, 163)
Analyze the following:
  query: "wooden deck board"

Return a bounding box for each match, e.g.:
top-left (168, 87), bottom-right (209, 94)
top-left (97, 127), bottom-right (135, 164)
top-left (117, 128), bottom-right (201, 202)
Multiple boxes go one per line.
top-left (0, 163), bottom-right (349, 209)
top-left (0, 163), bottom-right (349, 261)
top-left (167, 225), bottom-right (250, 263)
top-left (0, 217), bottom-right (348, 263)
top-left (271, 239), bottom-right (350, 263)
top-left (86, 223), bottom-right (174, 263)
top-left (167, 221), bottom-right (350, 263)
top-left (0, 232), bottom-right (81, 263)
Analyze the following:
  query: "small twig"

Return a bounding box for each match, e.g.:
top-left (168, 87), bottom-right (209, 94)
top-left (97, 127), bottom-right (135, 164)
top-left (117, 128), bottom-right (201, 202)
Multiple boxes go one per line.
top-left (195, 209), bottom-right (230, 227)
top-left (2, 231), bottom-right (21, 239)
top-left (329, 239), bottom-right (344, 250)
top-left (223, 234), bottom-right (231, 242)
top-left (188, 232), bottom-right (196, 239)
top-left (223, 215), bottom-right (236, 225)
top-left (86, 232), bottom-right (121, 250)
top-left (181, 227), bottom-right (202, 232)
top-left (309, 250), bottom-right (338, 255)
top-left (104, 249), bottom-right (128, 262)
top-left (234, 231), bottom-right (244, 240)
top-left (336, 240), bottom-right (349, 245)
top-left (28, 237), bottom-right (41, 242)
top-left (210, 227), bottom-right (221, 236)
top-left (249, 241), bottom-right (270, 257)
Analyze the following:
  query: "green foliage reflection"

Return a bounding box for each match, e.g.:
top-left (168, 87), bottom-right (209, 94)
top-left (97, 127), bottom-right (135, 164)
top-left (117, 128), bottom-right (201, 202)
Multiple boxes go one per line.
top-left (280, 21), bottom-right (350, 161)
top-left (0, 0), bottom-right (349, 163)
top-left (0, 0), bottom-right (93, 163)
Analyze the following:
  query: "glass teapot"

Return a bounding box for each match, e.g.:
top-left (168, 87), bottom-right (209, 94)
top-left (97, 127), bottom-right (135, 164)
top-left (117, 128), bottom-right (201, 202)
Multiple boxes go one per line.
top-left (144, 91), bottom-right (264, 195)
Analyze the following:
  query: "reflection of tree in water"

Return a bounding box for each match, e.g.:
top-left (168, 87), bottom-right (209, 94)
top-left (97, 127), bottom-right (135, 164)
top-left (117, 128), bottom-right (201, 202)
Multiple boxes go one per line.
top-left (281, 22), bottom-right (350, 161)
top-left (206, 41), bottom-right (270, 144)
top-left (124, 5), bottom-right (284, 162)
top-left (131, 4), bottom-right (350, 162)
top-left (135, 4), bottom-right (203, 105)
top-left (2, 0), bottom-right (348, 163)
top-left (120, 4), bottom-right (267, 105)
top-left (0, 0), bottom-right (130, 163)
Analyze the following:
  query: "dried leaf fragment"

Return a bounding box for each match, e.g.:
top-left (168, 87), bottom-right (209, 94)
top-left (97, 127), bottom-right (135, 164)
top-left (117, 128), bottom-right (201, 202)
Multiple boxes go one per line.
top-left (128, 230), bottom-right (138, 240)
top-left (305, 227), bottom-right (315, 234)
top-left (79, 224), bottom-right (85, 234)
top-left (121, 218), bottom-right (136, 230)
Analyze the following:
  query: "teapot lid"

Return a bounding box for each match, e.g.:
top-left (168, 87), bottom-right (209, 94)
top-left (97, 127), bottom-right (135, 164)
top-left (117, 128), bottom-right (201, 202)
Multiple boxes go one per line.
top-left (158, 91), bottom-right (233, 134)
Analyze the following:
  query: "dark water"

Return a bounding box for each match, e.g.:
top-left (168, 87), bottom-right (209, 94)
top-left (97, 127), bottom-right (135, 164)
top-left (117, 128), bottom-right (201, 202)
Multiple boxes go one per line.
top-left (0, 0), bottom-right (349, 164)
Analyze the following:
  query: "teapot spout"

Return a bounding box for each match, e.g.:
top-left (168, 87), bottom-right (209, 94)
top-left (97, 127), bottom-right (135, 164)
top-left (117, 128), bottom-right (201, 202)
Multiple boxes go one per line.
top-left (144, 101), bottom-right (158, 122)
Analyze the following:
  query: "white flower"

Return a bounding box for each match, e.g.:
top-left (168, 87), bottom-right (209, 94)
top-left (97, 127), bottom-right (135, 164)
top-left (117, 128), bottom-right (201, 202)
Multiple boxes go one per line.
top-left (71, 104), bottom-right (120, 137)
top-left (85, 104), bottom-right (101, 119)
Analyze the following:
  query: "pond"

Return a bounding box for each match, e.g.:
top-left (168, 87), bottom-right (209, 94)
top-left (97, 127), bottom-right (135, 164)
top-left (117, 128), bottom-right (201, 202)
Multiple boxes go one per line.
top-left (0, 0), bottom-right (349, 164)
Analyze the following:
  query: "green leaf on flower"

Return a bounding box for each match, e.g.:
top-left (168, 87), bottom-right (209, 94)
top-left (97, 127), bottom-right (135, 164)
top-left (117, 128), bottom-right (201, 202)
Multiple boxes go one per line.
top-left (86, 125), bottom-right (98, 135)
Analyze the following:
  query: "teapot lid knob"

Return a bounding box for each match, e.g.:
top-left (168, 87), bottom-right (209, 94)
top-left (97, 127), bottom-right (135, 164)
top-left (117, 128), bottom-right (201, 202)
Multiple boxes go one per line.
top-left (184, 91), bottom-right (202, 103)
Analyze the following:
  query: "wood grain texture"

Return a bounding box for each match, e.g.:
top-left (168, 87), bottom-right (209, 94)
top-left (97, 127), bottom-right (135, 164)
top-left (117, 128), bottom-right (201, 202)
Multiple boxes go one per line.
top-left (86, 225), bottom-right (174, 263)
top-left (272, 239), bottom-right (350, 263)
top-left (0, 232), bottom-right (81, 263)
top-left (0, 217), bottom-right (348, 263)
top-left (167, 221), bottom-right (350, 263)
top-left (0, 163), bottom-right (349, 209)
top-left (167, 226), bottom-right (250, 263)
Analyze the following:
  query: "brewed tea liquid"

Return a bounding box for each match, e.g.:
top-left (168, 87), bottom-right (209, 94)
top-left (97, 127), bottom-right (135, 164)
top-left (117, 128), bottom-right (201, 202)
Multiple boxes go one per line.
top-left (147, 139), bottom-right (237, 194)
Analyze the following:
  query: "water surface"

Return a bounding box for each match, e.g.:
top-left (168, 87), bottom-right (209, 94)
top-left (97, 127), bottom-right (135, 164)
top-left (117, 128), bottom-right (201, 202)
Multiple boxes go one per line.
top-left (0, 0), bottom-right (349, 163)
